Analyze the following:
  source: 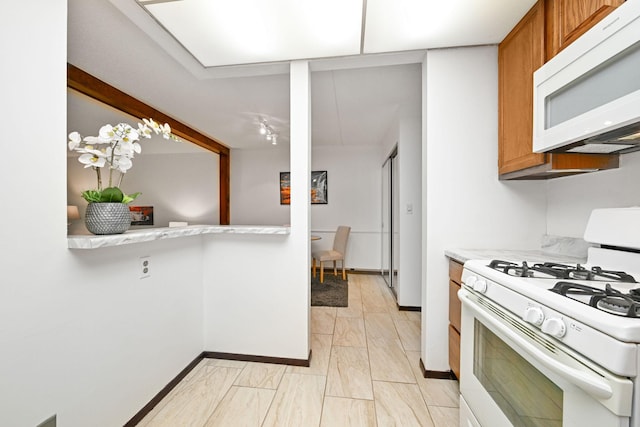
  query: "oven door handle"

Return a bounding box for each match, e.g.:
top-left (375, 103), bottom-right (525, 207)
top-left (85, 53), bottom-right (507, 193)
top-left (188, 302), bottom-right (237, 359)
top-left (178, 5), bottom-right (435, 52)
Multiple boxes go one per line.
top-left (459, 290), bottom-right (613, 400)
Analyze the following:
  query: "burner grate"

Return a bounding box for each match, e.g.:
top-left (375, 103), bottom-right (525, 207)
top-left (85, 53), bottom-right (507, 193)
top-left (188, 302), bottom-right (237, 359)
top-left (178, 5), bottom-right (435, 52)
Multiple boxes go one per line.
top-left (551, 281), bottom-right (640, 317)
top-left (488, 260), bottom-right (637, 283)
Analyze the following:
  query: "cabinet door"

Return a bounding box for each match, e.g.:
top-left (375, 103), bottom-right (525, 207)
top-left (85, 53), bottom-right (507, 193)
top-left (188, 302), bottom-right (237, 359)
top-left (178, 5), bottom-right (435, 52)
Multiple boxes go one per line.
top-left (448, 324), bottom-right (461, 380)
top-left (546, 0), bottom-right (625, 59)
top-left (498, 0), bottom-right (546, 175)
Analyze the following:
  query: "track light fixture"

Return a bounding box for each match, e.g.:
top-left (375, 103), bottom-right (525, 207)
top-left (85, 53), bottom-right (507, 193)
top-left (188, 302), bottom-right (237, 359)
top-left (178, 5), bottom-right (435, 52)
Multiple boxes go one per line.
top-left (258, 119), bottom-right (278, 145)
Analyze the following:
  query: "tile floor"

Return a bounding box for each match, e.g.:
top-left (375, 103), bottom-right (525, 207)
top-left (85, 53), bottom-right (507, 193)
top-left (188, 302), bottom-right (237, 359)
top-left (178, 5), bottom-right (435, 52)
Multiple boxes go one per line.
top-left (136, 274), bottom-right (460, 426)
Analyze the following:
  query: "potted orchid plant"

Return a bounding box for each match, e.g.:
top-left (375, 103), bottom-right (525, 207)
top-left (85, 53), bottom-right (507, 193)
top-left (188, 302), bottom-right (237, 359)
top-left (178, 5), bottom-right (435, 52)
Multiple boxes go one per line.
top-left (68, 118), bottom-right (174, 203)
top-left (68, 118), bottom-right (175, 234)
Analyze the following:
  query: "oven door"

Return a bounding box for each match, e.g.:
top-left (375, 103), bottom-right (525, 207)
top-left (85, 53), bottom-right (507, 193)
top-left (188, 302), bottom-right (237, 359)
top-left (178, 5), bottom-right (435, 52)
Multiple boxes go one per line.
top-left (458, 288), bottom-right (633, 427)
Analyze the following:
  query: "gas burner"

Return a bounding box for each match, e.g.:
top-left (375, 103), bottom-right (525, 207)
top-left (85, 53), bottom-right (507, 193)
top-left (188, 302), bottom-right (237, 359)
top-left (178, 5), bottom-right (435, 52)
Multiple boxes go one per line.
top-left (488, 260), bottom-right (535, 277)
top-left (536, 262), bottom-right (637, 283)
top-left (550, 282), bottom-right (640, 318)
top-left (488, 260), bottom-right (637, 283)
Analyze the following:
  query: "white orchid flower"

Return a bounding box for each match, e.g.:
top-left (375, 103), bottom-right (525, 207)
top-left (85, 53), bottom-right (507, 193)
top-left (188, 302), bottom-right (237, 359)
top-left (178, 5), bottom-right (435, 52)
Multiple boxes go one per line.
top-left (83, 135), bottom-right (108, 145)
top-left (68, 132), bottom-right (82, 150)
top-left (78, 145), bottom-right (104, 156)
top-left (78, 153), bottom-right (106, 168)
top-left (98, 124), bottom-right (115, 143)
top-left (114, 156), bottom-right (133, 173)
top-left (138, 122), bottom-right (152, 138)
top-left (123, 128), bottom-right (140, 142)
top-left (115, 141), bottom-right (136, 157)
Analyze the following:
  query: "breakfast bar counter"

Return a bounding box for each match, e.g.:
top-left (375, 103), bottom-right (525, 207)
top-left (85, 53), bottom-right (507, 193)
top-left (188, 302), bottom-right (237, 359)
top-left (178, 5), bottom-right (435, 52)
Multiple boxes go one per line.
top-left (67, 225), bottom-right (290, 249)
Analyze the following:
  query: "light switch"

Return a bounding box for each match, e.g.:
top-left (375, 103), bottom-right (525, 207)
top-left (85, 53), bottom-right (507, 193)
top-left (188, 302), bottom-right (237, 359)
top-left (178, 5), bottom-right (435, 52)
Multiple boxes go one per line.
top-left (406, 203), bottom-right (413, 214)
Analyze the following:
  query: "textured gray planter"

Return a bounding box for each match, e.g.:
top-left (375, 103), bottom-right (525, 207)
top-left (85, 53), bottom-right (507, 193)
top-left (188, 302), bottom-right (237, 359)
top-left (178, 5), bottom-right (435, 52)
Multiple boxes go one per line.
top-left (85, 202), bottom-right (131, 235)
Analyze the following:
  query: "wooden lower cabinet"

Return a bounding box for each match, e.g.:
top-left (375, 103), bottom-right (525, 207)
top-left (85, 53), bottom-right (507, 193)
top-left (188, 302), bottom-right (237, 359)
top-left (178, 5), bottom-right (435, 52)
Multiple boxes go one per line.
top-left (448, 324), bottom-right (461, 380)
top-left (448, 259), bottom-right (463, 380)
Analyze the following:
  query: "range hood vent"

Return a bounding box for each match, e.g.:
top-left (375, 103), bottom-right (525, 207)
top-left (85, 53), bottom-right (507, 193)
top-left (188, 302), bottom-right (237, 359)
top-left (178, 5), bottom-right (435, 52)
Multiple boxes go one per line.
top-left (552, 122), bottom-right (640, 154)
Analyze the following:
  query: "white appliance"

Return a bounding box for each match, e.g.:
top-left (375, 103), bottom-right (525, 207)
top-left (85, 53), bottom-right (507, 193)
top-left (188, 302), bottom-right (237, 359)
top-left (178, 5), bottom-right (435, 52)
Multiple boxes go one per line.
top-left (459, 207), bottom-right (640, 427)
top-left (533, 0), bottom-right (640, 154)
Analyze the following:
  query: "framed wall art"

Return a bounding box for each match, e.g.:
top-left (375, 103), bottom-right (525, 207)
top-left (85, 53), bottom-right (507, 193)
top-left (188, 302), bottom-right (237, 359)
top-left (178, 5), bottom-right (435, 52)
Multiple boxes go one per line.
top-left (129, 205), bottom-right (154, 226)
top-left (280, 171), bottom-right (328, 205)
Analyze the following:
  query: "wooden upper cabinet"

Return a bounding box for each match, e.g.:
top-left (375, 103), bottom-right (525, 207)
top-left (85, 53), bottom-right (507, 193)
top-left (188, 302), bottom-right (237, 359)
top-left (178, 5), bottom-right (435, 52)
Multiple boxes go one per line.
top-left (498, 1), bottom-right (546, 176)
top-left (498, 0), bottom-right (620, 180)
top-left (546, 0), bottom-right (626, 59)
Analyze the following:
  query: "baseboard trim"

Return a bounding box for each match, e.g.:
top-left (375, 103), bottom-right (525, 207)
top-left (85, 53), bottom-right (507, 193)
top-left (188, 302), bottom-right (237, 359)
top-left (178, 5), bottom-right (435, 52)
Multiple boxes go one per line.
top-left (124, 352), bottom-right (205, 427)
top-left (311, 268), bottom-right (380, 276)
top-left (419, 357), bottom-right (457, 380)
top-left (397, 304), bottom-right (421, 312)
top-left (347, 269), bottom-right (381, 275)
top-left (203, 351), bottom-right (311, 367)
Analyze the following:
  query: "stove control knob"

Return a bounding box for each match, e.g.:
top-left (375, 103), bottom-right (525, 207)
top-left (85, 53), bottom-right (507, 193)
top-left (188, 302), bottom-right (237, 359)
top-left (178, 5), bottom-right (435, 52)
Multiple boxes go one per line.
top-left (523, 306), bottom-right (545, 326)
top-left (541, 318), bottom-right (566, 339)
top-left (472, 279), bottom-right (487, 293)
top-left (465, 276), bottom-right (477, 287)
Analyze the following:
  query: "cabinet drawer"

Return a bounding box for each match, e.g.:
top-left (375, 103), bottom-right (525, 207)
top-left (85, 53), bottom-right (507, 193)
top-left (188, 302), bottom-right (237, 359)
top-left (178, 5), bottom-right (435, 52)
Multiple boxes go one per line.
top-left (449, 259), bottom-right (464, 285)
top-left (449, 280), bottom-right (462, 332)
top-left (449, 324), bottom-right (461, 380)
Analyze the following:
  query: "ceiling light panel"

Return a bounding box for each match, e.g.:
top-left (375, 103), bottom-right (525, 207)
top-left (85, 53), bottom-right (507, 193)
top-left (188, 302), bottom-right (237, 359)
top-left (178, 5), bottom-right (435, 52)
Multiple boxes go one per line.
top-left (140, 0), bottom-right (363, 67)
top-left (364, 0), bottom-right (537, 53)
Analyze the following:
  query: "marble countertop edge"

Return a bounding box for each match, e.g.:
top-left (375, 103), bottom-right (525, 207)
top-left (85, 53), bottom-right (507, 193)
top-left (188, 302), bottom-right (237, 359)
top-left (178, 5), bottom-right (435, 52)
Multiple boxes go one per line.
top-left (444, 248), bottom-right (586, 265)
top-left (68, 225), bottom-right (291, 249)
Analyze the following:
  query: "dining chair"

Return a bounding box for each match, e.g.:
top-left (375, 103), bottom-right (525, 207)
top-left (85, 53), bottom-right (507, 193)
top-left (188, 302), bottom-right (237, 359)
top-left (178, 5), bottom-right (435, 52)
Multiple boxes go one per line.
top-left (312, 226), bottom-right (351, 283)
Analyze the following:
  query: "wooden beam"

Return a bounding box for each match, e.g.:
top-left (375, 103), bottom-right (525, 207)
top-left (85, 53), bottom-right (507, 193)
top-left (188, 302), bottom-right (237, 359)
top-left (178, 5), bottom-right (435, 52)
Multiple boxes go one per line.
top-left (67, 64), bottom-right (229, 155)
top-left (219, 152), bottom-right (230, 225)
top-left (67, 63), bottom-right (231, 224)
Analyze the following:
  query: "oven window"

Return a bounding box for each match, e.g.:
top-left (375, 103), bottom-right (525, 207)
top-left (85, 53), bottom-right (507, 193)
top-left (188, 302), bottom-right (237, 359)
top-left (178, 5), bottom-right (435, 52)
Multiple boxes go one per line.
top-left (474, 320), bottom-right (563, 426)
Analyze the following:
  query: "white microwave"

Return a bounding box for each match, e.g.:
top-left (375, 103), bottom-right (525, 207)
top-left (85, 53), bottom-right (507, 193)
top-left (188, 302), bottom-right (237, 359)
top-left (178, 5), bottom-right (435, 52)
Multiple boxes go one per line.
top-left (533, 0), bottom-right (640, 154)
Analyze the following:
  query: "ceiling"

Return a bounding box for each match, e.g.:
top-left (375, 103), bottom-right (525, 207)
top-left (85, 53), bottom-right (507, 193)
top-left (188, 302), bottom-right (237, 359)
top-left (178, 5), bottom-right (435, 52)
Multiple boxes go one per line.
top-left (67, 0), bottom-right (536, 150)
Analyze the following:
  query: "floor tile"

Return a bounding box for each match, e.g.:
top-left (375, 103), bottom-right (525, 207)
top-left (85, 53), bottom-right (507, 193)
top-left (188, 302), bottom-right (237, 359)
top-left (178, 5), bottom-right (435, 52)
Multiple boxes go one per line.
top-left (311, 307), bottom-right (337, 335)
top-left (320, 396), bottom-right (376, 427)
top-left (142, 365), bottom-right (242, 427)
top-left (333, 317), bottom-right (367, 347)
top-left (203, 358), bottom-right (249, 369)
top-left (428, 405), bottom-right (460, 427)
top-left (417, 378), bottom-right (460, 408)
top-left (262, 373), bottom-right (326, 427)
top-left (368, 337), bottom-right (416, 383)
top-left (364, 312), bottom-right (399, 341)
top-left (287, 333), bottom-right (333, 376)
top-left (326, 346), bottom-right (373, 400)
top-left (395, 318), bottom-right (422, 351)
top-left (203, 386), bottom-right (275, 427)
top-left (404, 351), bottom-right (459, 407)
top-left (373, 381), bottom-right (435, 427)
top-left (337, 296), bottom-right (364, 318)
top-left (234, 362), bottom-right (286, 389)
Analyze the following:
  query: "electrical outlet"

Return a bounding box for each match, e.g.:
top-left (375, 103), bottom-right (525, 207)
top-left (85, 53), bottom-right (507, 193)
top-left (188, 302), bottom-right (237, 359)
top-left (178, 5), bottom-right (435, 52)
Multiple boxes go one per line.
top-left (139, 256), bottom-right (151, 279)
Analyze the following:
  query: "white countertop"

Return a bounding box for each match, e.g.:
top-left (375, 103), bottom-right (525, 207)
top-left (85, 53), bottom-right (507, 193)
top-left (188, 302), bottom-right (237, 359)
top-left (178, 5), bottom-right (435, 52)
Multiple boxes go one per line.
top-left (444, 248), bottom-right (586, 265)
top-left (68, 225), bottom-right (290, 249)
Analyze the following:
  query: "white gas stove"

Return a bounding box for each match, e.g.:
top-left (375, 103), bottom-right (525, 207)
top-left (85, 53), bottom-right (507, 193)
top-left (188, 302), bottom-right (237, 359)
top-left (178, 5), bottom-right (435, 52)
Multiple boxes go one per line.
top-left (459, 207), bottom-right (640, 427)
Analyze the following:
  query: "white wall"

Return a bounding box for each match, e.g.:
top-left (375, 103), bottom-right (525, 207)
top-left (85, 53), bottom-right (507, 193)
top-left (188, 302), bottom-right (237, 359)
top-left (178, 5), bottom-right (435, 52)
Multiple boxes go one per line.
top-left (397, 115), bottom-right (422, 307)
top-left (421, 46), bottom-right (548, 371)
top-left (231, 144), bottom-right (384, 270)
top-left (1, 3), bottom-right (205, 426)
top-left (203, 61), bottom-right (312, 360)
top-left (230, 146), bottom-right (291, 226)
top-left (546, 151), bottom-right (640, 237)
